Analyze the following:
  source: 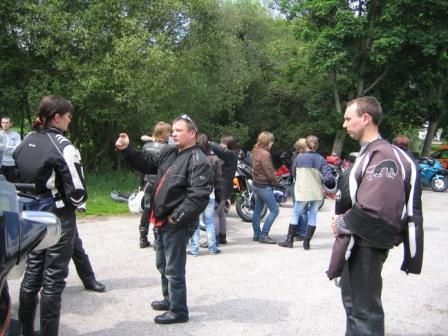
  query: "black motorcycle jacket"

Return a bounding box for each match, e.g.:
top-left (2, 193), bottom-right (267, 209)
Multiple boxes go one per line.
top-left (13, 128), bottom-right (87, 210)
top-left (121, 144), bottom-right (213, 228)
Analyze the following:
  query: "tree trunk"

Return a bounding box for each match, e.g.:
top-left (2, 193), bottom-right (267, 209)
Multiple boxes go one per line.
top-left (331, 131), bottom-right (346, 156)
top-left (331, 73), bottom-right (345, 156)
top-left (421, 120), bottom-right (438, 157)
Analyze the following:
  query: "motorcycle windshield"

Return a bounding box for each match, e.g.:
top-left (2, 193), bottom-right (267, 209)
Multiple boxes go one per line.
top-left (0, 179), bottom-right (19, 213)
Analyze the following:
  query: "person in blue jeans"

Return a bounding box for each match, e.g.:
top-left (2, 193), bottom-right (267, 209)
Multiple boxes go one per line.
top-left (189, 133), bottom-right (222, 256)
top-left (278, 135), bottom-right (335, 249)
top-left (251, 131), bottom-right (280, 244)
top-left (189, 192), bottom-right (220, 255)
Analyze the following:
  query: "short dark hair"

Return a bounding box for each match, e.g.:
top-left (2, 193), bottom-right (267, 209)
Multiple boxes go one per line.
top-left (347, 96), bottom-right (383, 126)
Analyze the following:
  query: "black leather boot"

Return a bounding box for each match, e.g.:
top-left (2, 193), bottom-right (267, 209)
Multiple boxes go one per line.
top-left (139, 227), bottom-right (151, 248)
top-left (278, 224), bottom-right (297, 248)
top-left (18, 290), bottom-right (38, 336)
top-left (82, 277), bottom-right (106, 292)
top-left (40, 294), bottom-right (62, 336)
top-left (218, 233), bottom-right (227, 245)
top-left (303, 225), bottom-right (316, 250)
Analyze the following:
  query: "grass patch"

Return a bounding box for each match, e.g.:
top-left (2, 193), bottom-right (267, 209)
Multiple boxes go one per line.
top-left (80, 170), bottom-right (140, 216)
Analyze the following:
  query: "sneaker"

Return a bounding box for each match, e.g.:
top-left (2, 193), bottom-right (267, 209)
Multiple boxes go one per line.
top-left (253, 235), bottom-right (260, 241)
top-left (186, 251), bottom-right (199, 257)
top-left (209, 249), bottom-right (221, 255)
top-left (258, 236), bottom-right (276, 244)
top-left (200, 242), bottom-right (209, 248)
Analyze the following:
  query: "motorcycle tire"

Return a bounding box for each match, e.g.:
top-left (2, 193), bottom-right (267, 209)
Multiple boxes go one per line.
top-left (431, 176), bottom-right (448, 192)
top-left (235, 195), bottom-right (267, 222)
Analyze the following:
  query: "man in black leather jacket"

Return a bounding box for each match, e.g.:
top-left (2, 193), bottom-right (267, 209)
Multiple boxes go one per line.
top-left (115, 114), bottom-right (212, 324)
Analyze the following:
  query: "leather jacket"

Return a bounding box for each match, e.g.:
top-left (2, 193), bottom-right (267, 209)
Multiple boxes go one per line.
top-left (13, 128), bottom-right (87, 210)
top-left (121, 144), bottom-right (213, 229)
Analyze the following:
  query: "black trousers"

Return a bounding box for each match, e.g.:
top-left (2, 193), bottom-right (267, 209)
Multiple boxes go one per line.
top-left (340, 243), bottom-right (389, 336)
top-left (19, 209), bottom-right (76, 336)
top-left (72, 227), bottom-right (95, 283)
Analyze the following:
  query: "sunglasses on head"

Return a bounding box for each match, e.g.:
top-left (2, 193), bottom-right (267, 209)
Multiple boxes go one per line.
top-left (176, 114), bottom-right (198, 132)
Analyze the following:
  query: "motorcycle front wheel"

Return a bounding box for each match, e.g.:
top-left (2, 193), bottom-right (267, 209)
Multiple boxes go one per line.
top-left (235, 194), bottom-right (267, 222)
top-left (431, 176), bottom-right (448, 192)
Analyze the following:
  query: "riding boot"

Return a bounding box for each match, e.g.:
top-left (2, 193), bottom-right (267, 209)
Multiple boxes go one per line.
top-left (277, 224), bottom-right (297, 248)
top-left (303, 225), bottom-right (316, 250)
top-left (18, 290), bottom-right (38, 336)
top-left (139, 227), bottom-right (150, 248)
top-left (218, 233), bottom-right (227, 245)
top-left (40, 294), bottom-right (62, 336)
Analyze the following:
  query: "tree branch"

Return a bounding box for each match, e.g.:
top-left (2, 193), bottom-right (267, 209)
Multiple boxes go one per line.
top-left (363, 67), bottom-right (389, 95)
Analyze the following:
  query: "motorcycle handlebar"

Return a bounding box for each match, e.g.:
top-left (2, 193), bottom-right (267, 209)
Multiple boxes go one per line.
top-left (14, 183), bottom-right (36, 193)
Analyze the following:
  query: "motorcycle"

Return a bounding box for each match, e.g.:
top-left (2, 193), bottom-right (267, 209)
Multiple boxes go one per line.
top-left (232, 151), bottom-right (267, 222)
top-left (418, 157), bottom-right (448, 192)
top-left (0, 136), bottom-right (61, 335)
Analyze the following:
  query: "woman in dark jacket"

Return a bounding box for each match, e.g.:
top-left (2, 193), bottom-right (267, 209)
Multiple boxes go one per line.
top-left (14, 95), bottom-right (88, 336)
top-left (209, 135), bottom-right (238, 244)
top-left (138, 122), bottom-right (172, 248)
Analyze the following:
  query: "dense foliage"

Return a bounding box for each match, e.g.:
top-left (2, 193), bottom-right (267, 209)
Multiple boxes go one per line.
top-left (1, 0), bottom-right (446, 169)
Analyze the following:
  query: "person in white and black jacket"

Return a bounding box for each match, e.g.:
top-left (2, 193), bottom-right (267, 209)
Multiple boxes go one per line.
top-left (14, 95), bottom-right (89, 336)
top-left (331, 96), bottom-right (424, 336)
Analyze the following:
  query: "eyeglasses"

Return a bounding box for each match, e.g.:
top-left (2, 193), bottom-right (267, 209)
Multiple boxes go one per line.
top-left (176, 114), bottom-right (198, 132)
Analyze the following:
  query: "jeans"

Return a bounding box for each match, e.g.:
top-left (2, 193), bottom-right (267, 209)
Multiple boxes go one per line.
top-left (190, 196), bottom-right (218, 254)
top-left (295, 204), bottom-right (309, 236)
top-left (290, 200), bottom-right (321, 228)
top-left (252, 184), bottom-right (279, 238)
top-left (340, 243), bottom-right (389, 336)
top-left (154, 223), bottom-right (190, 315)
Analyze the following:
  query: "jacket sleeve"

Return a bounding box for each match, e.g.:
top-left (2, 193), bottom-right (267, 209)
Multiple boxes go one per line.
top-left (121, 145), bottom-right (159, 175)
top-left (400, 161), bottom-right (424, 274)
top-left (59, 144), bottom-right (88, 208)
top-left (171, 152), bottom-right (213, 227)
top-left (320, 157), bottom-right (336, 188)
top-left (210, 142), bottom-right (233, 163)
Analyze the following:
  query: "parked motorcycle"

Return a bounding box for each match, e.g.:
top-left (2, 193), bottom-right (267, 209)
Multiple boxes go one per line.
top-left (418, 157), bottom-right (448, 192)
top-left (0, 137), bottom-right (61, 335)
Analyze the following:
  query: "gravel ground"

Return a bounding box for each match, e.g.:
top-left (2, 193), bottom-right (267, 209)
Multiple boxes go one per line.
top-left (8, 189), bottom-right (448, 336)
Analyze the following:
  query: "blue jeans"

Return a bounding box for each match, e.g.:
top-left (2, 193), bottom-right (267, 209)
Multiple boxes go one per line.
top-left (290, 200), bottom-right (321, 228)
top-left (154, 223), bottom-right (190, 315)
top-left (297, 211), bottom-right (308, 236)
top-left (190, 196), bottom-right (218, 254)
top-left (252, 184), bottom-right (279, 238)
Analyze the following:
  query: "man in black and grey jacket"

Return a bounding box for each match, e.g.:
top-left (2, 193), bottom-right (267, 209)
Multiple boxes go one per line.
top-left (331, 96), bottom-right (424, 336)
top-left (115, 114), bottom-right (212, 325)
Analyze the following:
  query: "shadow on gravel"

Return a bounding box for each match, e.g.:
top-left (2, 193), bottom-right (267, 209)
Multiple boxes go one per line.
top-left (192, 298), bottom-right (290, 324)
